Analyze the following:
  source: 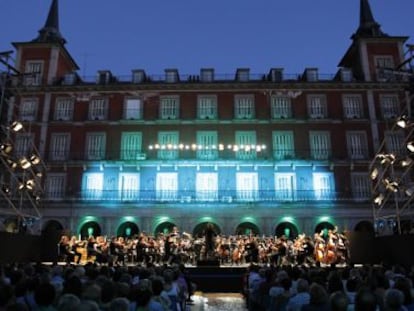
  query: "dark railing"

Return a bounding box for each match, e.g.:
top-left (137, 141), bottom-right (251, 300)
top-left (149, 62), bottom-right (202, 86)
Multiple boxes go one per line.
top-left (33, 189), bottom-right (370, 204)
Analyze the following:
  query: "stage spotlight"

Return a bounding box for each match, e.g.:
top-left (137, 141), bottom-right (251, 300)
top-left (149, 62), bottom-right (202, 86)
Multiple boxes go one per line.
top-left (400, 157), bottom-right (413, 167)
top-left (25, 179), bottom-right (35, 190)
top-left (10, 121), bottom-right (23, 132)
top-left (396, 115), bottom-right (410, 128)
top-left (383, 178), bottom-right (399, 193)
top-left (29, 154), bottom-right (40, 165)
top-left (407, 141), bottom-right (414, 153)
top-left (374, 193), bottom-right (385, 205)
top-left (0, 142), bottom-right (13, 154)
top-left (6, 159), bottom-right (17, 169)
top-left (19, 157), bottom-right (31, 169)
top-left (405, 185), bottom-right (414, 197)
top-left (370, 167), bottom-right (379, 180)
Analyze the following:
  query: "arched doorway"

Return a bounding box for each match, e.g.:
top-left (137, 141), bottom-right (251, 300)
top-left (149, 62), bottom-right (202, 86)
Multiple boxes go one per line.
top-left (117, 222), bottom-right (139, 238)
top-left (80, 221), bottom-right (101, 239)
top-left (315, 221), bottom-right (335, 239)
top-left (354, 220), bottom-right (375, 234)
top-left (42, 220), bottom-right (64, 235)
top-left (275, 222), bottom-right (298, 239)
top-left (154, 222), bottom-right (176, 236)
top-left (235, 222), bottom-right (260, 236)
top-left (193, 222), bottom-right (221, 238)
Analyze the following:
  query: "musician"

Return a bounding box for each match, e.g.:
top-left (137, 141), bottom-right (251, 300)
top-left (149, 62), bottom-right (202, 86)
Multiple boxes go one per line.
top-left (204, 223), bottom-right (217, 259)
top-left (58, 235), bottom-right (73, 263)
top-left (69, 235), bottom-right (83, 264)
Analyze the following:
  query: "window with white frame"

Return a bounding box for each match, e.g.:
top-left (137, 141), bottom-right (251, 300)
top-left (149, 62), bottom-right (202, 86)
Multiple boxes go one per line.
top-left (121, 132), bottom-right (143, 160)
top-left (200, 69), bottom-right (214, 82)
top-left (307, 95), bottom-right (327, 119)
top-left (309, 131), bottom-right (331, 160)
top-left (14, 133), bottom-right (33, 157)
top-left (157, 131), bottom-right (179, 160)
top-left (375, 55), bottom-right (394, 81)
top-left (340, 68), bottom-right (353, 82)
top-left (86, 132), bottom-right (106, 160)
top-left (273, 131), bottom-right (295, 160)
top-left (271, 95), bottom-right (292, 119)
top-left (343, 94), bottom-right (363, 119)
top-left (235, 131), bottom-right (256, 160)
top-left (83, 173), bottom-right (103, 200)
top-left (234, 95), bottom-right (255, 119)
top-left (196, 131), bottom-right (218, 160)
top-left (275, 173), bottom-right (296, 201)
top-left (160, 96), bottom-right (179, 120)
top-left (54, 97), bottom-right (74, 121)
top-left (89, 98), bottom-right (108, 120)
top-left (385, 130), bottom-right (405, 154)
top-left (119, 173), bottom-right (140, 201)
top-left (380, 94), bottom-right (399, 119)
top-left (351, 173), bottom-right (371, 200)
top-left (156, 173), bottom-right (178, 200)
top-left (24, 61), bottom-right (43, 86)
top-left (45, 174), bottom-right (66, 200)
top-left (312, 173), bottom-right (334, 200)
top-left (236, 172), bottom-right (258, 201)
top-left (197, 95), bottom-right (217, 119)
top-left (346, 131), bottom-right (368, 159)
top-left (196, 173), bottom-right (218, 201)
top-left (19, 98), bottom-right (38, 121)
top-left (124, 98), bottom-right (142, 120)
top-left (50, 133), bottom-right (70, 160)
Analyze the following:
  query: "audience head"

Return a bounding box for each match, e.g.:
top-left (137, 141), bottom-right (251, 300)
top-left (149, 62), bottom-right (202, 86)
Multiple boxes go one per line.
top-left (330, 291), bottom-right (349, 311)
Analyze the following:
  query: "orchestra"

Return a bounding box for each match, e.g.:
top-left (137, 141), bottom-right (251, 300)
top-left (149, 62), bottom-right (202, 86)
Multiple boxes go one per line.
top-left (57, 227), bottom-right (350, 267)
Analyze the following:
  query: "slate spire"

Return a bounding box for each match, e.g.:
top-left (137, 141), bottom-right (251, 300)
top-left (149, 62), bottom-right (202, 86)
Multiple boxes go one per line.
top-left (353, 0), bottom-right (387, 38)
top-left (33, 0), bottom-right (66, 44)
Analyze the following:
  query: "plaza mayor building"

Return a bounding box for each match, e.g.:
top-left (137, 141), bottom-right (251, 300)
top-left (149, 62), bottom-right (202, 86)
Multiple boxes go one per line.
top-left (0, 0), bottom-right (413, 239)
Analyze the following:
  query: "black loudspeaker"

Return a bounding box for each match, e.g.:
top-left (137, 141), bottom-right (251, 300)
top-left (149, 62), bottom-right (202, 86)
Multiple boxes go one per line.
top-left (197, 260), bottom-right (220, 267)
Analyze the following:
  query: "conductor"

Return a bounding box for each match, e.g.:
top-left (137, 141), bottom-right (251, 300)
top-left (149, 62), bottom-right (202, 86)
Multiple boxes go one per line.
top-left (204, 223), bottom-right (217, 258)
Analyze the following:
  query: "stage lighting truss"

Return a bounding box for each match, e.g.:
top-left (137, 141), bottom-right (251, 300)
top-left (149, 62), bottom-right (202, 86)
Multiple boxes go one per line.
top-left (0, 53), bottom-right (44, 226)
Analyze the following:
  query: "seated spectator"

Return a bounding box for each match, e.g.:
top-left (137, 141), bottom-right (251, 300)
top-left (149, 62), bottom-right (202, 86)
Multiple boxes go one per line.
top-left (329, 291), bottom-right (349, 311)
top-left (354, 289), bottom-right (378, 311)
top-left (56, 293), bottom-right (80, 311)
top-left (301, 283), bottom-right (330, 311)
top-left (286, 278), bottom-right (310, 311)
top-left (393, 277), bottom-right (414, 311)
top-left (383, 289), bottom-right (404, 311)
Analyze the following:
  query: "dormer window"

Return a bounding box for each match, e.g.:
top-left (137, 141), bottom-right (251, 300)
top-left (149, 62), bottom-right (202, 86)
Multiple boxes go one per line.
top-left (200, 68), bottom-right (214, 82)
top-left (340, 68), bottom-right (353, 82)
top-left (375, 55), bottom-right (394, 81)
top-left (62, 72), bottom-right (76, 85)
top-left (165, 69), bottom-right (179, 83)
top-left (97, 70), bottom-right (112, 84)
top-left (132, 70), bottom-right (146, 83)
top-left (305, 68), bottom-right (318, 82)
top-left (236, 68), bottom-right (250, 82)
top-left (269, 68), bottom-right (283, 82)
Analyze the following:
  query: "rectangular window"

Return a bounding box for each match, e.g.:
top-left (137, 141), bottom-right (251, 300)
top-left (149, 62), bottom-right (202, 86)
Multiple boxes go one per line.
top-left (273, 131), bottom-right (295, 160)
top-left (380, 94), bottom-right (399, 119)
top-left (121, 132), bottom-right (143, 160)
top-left (234, 95), bottom-right (255, 119)
top-left (50, 133), bottom-right (70, 161)
top-left (375, 55), bottom-right (394, 81)
top-left (83, 173), bottom-right (103, 200)
top-left (351, 173), bottom-right (371, 200)
top-left (14, 133), bottom-right (33, 157)
top-left (340, 68), bottom-right (353, 82)
top-left (19, 98), bottom-right (38, 121)
top-left (45, 174), bottom-right (66, 200)
top-left (86, 132), bottom-right (106, 160)
top-left (156, 173), bottom-right (178, 201)
top-left (200, 69), bottom-right (214, 82)
top-left (24, 61), bottom-right (43, 86)
top-left (196, 173), bottom-right (218, 201)
top-left (55, 97), bottom-right (74, 121)
top-left (307, 95), bottom-right (327, 119)
top-left (343, 95), bottom-right (363, 119)
top-left (235, 131), bottom-right (256, 160)
top-left (385, 130), bottom-right (405, 154)
top-left (346, 131), bottom-right (368, 159)
top-left (119, 173), bottom-right (140, 201)
top-left (89, 98), bottom-right (107, 120)
top-left (309, 131), bottom-right (331, 160)
top-left (275, 173), bottom-right (296, 201)
top-left (124, 98), bottom-right (143, 120)
top-left (197, 95), bottom-right (217, 119)
top-left (271, 96), bottom-right (292, 119)
top-left (313, 173), bottom-right (334, 200)
top-left (196, 131), bottom-right (218, 160)
top-left (236, 172), bottom-right (258, 201)
top-left (160, 96), bottom-right (179, 120)
top-left (157, 131), bottom-right (179, 160)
